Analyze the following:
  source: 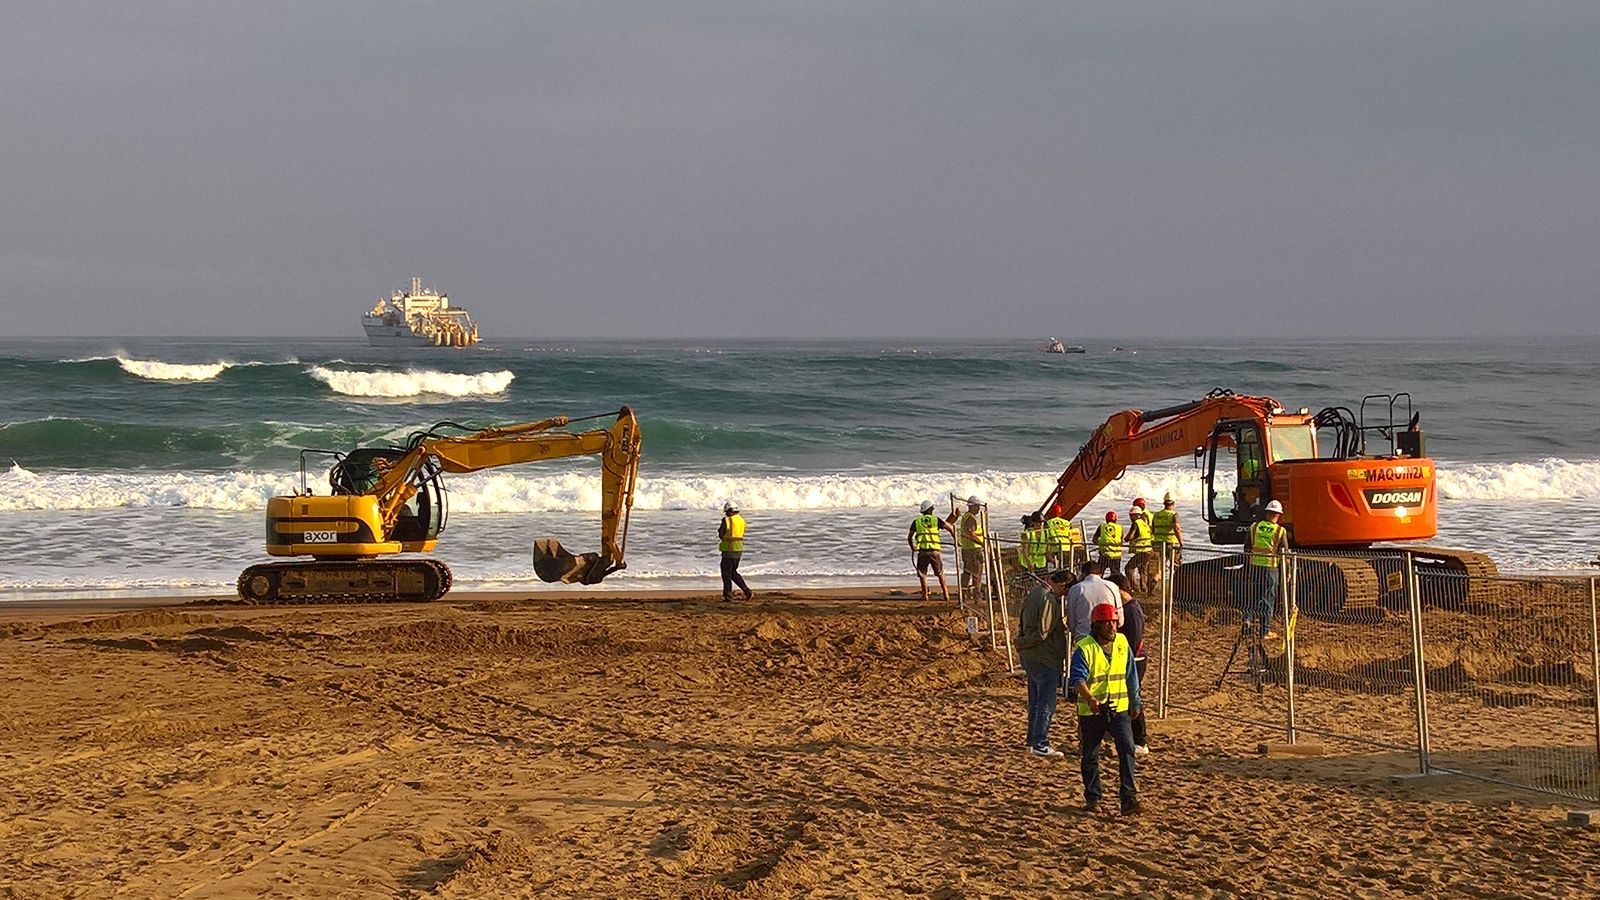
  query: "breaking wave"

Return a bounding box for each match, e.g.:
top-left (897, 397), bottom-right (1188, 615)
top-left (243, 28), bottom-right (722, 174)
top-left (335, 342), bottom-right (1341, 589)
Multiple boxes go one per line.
top-left (4, 458), bottom-right (1595, 513)
top-left (308, 366), bottom-right (515, 399)
top-left (116, 357), bottom-right (232, 382)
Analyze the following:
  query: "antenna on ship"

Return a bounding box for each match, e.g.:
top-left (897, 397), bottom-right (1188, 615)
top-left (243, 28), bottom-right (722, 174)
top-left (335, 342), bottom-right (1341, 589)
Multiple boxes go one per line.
top-left (410, 276), bottom-right (422, 297)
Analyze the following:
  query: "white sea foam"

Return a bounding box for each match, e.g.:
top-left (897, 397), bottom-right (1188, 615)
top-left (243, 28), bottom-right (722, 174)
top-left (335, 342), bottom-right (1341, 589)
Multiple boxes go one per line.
top-left (307, 366), bottom-right (515, 399)
top-left (5, 459), bottom-right (1595, 513)
top-left (116, 357), bottom-right (231, 381)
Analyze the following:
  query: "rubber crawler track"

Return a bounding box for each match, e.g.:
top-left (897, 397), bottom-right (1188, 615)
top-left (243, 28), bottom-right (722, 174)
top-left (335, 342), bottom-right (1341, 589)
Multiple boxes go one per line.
top-left (236, 559), bottom-right (452, 605)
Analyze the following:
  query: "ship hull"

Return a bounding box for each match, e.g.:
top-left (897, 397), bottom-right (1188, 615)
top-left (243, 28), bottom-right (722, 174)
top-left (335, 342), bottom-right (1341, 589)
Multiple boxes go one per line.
top-left (361, 318), bottom-right (477, 348)
top-left (365, 322), bottom-right (435, 347)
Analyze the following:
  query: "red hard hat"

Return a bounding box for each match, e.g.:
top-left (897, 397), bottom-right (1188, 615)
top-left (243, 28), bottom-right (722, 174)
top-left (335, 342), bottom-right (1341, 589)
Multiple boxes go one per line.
top-left (1106, 510), bottom-right (1117, 521)
top-left (1051, 504), bottom-right (1064, 517)
top-left (1133, 497), bottom-right (1146, 508)
top-left (1091, 603), bottom-right (1118, 623)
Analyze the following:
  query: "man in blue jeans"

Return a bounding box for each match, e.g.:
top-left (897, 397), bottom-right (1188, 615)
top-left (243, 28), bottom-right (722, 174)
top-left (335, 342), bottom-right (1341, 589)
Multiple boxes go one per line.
top-left (1069, 602), bottom-right (1142, 814)
top-left (1016, 569), bottom-right (1072, 758)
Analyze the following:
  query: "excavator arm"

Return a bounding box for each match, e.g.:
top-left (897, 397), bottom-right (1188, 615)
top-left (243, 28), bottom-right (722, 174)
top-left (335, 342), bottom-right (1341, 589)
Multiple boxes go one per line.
top-left (1038, 389), bottom-right (1282, 520)
top-left (363, 406), bottom-right (641, 585)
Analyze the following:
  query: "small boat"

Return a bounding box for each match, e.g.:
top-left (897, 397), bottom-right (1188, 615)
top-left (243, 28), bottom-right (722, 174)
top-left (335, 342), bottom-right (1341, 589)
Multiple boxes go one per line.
top-left (1043, 339), bottom-right (1086, 354)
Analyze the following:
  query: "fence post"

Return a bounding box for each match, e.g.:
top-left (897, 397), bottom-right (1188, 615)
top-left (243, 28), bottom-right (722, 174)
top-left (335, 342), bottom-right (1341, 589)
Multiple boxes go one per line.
top-left (1285, 551), bottom-right (1297, 746)
top-left (1590, 576), bottom-right (1600, 801)
top-left (1158, 542), bottom-right (1171, 720)
top-left (995, 537), bottom-right (1016, 673)
top-left (1406, 553), bottom-right (1432, 774)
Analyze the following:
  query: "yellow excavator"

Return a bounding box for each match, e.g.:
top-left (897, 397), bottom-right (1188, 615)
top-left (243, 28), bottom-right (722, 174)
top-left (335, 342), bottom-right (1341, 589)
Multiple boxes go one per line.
top-left (236, 406), bottom-right (641, 603)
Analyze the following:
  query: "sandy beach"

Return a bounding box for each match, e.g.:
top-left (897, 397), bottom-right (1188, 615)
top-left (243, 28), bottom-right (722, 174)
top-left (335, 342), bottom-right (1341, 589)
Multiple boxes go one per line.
top-left (2, 588), bottom-right (1597, 898)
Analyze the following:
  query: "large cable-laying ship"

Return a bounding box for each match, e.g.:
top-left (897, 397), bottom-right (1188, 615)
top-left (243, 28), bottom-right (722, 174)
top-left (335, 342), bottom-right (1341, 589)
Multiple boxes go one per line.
top-left (361, 277), bottom-right (481, 348)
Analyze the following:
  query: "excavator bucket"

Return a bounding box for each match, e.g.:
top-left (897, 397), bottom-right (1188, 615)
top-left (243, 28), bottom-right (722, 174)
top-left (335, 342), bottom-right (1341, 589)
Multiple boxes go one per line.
top-left (533, 539), bottom-right (617, 585)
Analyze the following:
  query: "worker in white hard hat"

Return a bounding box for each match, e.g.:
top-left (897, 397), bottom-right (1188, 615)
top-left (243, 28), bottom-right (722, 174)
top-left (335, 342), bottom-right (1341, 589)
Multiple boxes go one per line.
top-left (908, 499), bottom-right (958, 603)
top-left (957, 496), bottom-right (987, 601)
top-left (718, 501), bottom-right (753, 603)
top-left (1245, 499), bottom-right (1289, 639)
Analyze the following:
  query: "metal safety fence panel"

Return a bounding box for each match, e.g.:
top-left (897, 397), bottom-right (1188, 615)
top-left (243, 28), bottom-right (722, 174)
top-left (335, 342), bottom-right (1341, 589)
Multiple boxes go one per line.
top-left (1282, 549), bottom-right (1423, 754)
top-left (1162, 544), bottom-right (1292, 740)
top-left (1416, 572), bottom-right (1600, 802)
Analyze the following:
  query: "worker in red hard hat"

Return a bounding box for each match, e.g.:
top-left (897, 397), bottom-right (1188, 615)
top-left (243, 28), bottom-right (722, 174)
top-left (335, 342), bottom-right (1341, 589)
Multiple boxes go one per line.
top-left (1044, 504), bottom-right (1073, 569)
top-left (1068, 600), bottom-right (1142, 815)
top-left (1093, 510), bottom-right (1124, 579)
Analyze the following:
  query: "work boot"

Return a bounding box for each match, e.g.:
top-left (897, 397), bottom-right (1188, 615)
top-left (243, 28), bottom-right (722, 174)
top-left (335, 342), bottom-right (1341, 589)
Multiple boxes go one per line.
top-left (1121, 799), bottom-right (1143, 816)
top-left (742, 590), bottom-right (754, 601)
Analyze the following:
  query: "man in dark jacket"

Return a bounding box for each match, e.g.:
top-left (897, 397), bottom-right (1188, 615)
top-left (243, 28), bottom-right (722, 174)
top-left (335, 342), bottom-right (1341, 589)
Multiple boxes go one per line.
top-left (1017, 569), bottom-right (1073, 758)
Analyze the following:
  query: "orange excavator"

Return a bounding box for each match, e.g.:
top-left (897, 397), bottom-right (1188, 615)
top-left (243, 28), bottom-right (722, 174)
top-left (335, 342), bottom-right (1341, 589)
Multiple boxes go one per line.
top-left (1037, 389), bottom-right (1495, 612)
top-left (237, 407), bottom-right (641, 604)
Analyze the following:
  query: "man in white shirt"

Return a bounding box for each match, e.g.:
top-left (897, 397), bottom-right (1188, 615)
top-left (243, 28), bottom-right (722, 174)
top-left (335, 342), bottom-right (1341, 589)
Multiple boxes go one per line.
top-left (1067, 558), bottom-right (1123, 640)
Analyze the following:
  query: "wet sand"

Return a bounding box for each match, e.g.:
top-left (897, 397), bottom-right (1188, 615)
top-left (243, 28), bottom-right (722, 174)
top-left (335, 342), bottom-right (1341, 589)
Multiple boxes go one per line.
top-left (1, 588), bottom-right (1597, 898)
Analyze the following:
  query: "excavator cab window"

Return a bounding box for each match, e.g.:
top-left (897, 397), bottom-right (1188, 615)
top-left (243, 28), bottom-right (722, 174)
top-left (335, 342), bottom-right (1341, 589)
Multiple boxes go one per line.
top-left (1267, 422), bottom-right (1317, 462)
top-left (1204, 420), bottom-right (1268, 544)
top-left (393, 459), bottom-right (447, 543)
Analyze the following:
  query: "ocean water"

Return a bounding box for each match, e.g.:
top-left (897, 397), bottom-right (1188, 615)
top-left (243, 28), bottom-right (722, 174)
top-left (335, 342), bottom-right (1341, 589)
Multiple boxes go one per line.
top-left (2, 335), bottom-right (1597, 599)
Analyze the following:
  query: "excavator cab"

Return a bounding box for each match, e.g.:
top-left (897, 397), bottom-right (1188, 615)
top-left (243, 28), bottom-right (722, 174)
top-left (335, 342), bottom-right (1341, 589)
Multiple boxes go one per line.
top-left (1203, 420), bottom-right (1272, 544)
top-left (330, 448), bottom-right (447, 546)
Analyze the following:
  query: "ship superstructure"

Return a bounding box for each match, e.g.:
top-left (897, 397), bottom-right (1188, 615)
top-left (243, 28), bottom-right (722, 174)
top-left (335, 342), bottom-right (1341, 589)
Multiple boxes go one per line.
top-left (361, 277), bottom-right (481, 348)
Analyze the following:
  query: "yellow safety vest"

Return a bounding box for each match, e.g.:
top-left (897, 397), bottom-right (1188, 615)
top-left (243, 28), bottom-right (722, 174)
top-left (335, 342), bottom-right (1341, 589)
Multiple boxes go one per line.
top-left (719, 514), bottom-right (746, 553)
top-left (1128, 518), bottom-right (1153, 553)
top-left (1150, 508), bottom-right (1179, 544)
top-left (1074, 633), bottom-right (1131, 715)
top-left (1018, 525), bottom-right (1047, 569)
top-left (959, 512), bottom-right (984, 550)
top-left (1045, 516), bottom-right (1072, 553)
top-left (1249, 520), bottom-right (1284, 567)
top-left (912, 514), bottom-right (942, 551)
top-left (1094, 522), bottom-right (1123, 558)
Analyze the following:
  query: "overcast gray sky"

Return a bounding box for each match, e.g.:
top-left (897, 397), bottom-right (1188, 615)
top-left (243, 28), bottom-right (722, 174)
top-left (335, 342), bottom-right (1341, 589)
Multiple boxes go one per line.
top-left (3, 2), bottom-right (1597, 339)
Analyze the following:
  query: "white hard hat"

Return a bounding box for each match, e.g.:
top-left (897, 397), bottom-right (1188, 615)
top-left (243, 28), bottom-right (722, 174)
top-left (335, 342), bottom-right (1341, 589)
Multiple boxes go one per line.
top-left (967, 495), bottom-right (981, 505)
top-left (1163, 492), bottom-right (1175, 505)
top-left (920, 500), bottom-right (935, 513)
top-left (1264, 500), bottom-right (1284, 514)
top-left (724, 501), bottom-right (738, 513)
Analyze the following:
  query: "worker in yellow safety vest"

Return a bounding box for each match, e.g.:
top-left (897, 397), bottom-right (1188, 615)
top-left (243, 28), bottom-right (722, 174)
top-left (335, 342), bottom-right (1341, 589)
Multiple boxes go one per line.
top-left (958, 496), bottom-right (987, 598)
top-left (1093, 511), bottom-right (1124, 579)
top-left (718, 501), bottom-right (753, 603)
top-left (1045, 505), bottom-right (1074, 569)
top-left (1016, 512), bottom-right (1048, 573)
top-left (1124, 503), bottom-right (1155, 595)
top-left (1149, 493), bottom-right (1183, 590)
top-left (1068, 603), bottom-right (1141, 814)
top-left (908, 500), bottom-right (958, 603)
top-left (1243, 500), bottom-right (1288, 639)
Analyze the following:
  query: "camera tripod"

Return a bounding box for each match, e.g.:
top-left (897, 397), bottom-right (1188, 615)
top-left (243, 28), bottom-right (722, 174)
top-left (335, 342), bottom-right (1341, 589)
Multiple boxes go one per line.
top-left (1216, 615), bottom-right (1268, 694)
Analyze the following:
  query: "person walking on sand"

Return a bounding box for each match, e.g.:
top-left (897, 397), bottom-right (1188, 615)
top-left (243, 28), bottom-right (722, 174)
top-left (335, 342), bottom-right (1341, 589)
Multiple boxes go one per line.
top-left (1093, 511), bottom-right (1124, 579)
top-left (718, 501), bottom-right (753, 603)
top-left (958, 496), bottom-right (987, 599)
top-left (908, 500), bottom-right (957, 603)
top-left (1016, 568), bottom-right (1072, 758)
top-left (1069, 603), bottom-right (1142, 814)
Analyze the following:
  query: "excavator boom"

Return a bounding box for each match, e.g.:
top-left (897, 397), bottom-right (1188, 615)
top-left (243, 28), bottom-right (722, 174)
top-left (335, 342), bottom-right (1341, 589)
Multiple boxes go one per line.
top-left (1039, 391), bottom-right (1283, 521)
